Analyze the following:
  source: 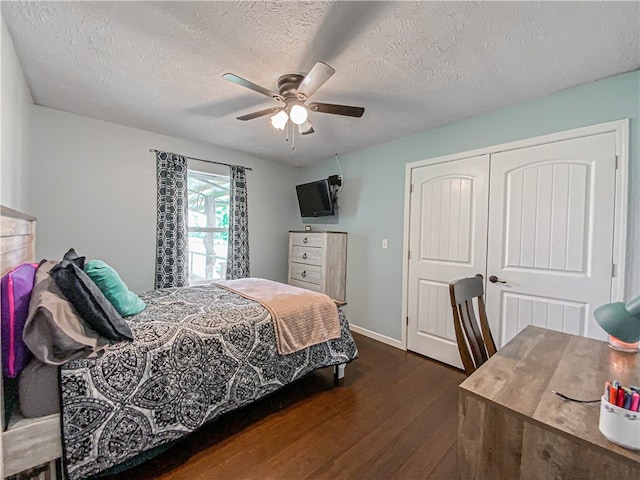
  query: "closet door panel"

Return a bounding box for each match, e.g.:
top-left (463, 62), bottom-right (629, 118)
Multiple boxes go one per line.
top-left (406, 155), bottom-right (489, 367)
top-left (486, 133), bottom-right (617, 346)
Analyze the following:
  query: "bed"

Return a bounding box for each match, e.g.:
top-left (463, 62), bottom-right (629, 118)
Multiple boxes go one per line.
top-left (0, 206), bottom-right (359, 479)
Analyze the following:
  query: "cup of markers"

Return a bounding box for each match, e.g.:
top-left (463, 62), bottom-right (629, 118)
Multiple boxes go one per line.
top-left (599, 381), bottom-right (640, 450)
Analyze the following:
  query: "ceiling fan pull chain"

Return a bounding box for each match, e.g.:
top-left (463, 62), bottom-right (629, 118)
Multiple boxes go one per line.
top-left (291, 123), bottom-right (296, 150)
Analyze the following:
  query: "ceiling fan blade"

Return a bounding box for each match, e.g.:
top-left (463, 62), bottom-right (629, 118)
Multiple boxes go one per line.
top-left (296, 62), bottom-right (335, 101)
top-left (237, 107), bottom-right (282, 121)
top-left (223, 73), bottom-right (284, 102)
top-left (299, 122), bottom-right (315, 135)
top-left (308, 102), bottom-right (365, 118)
top-left (300, 2), bottom-right (387, 68)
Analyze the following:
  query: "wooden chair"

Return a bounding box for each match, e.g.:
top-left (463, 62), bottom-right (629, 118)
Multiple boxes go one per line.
top-left (449, 274), bottom-right (497, 376)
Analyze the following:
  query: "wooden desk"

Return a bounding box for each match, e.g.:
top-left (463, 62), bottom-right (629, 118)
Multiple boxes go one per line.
top-left (458, 326), bottom-right (640, 479)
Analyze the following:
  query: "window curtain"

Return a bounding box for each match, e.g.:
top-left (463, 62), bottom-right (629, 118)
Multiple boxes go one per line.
top-left (226, 166), bottom-right (250, 279)
top-left (155, 151), bottom-right (189, 288)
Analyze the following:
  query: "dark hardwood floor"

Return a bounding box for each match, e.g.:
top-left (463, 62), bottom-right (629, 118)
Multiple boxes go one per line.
top-left (107, 333), bottom-right (466, 479)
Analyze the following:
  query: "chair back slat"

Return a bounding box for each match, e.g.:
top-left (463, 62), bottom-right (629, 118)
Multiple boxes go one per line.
top-left (449, 274), bottom-right (497, 376)
top-left (477, 295), bottom-right (496, 357)
top-left (461, 299), bottom-right (488, 366)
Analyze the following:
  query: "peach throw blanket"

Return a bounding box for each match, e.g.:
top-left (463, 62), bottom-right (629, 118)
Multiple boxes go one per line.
top-left (215, 278), bottom-right (340, 355)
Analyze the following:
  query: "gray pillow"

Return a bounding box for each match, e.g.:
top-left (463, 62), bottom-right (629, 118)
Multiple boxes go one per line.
top-left (23, 261), bottom-right (110, 365)
top-left (50, 260), bottom-right (133, 342)
top-left (19, 358), bottom-right (60, 417)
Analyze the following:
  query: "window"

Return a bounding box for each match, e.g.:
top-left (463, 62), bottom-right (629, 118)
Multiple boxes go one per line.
top-left (188, 171), bottom-right (230, 284)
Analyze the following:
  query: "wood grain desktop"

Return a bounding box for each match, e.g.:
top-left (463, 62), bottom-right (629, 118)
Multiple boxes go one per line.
top-left (458, 325), bottom-right (640, 479)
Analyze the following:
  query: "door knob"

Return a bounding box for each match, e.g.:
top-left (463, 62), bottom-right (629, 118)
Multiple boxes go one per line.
top-left (489, 275), bottom-right (507, 284)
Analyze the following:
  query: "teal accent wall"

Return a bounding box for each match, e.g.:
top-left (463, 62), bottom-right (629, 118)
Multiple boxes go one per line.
top-left (295, 70), bottom-right (640, 341)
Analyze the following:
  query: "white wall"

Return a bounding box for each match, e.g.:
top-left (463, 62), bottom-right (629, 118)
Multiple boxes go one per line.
top-left (28, 106), bottom-right (299, 292)
top-left (0, 19), bottom-right (33, 211)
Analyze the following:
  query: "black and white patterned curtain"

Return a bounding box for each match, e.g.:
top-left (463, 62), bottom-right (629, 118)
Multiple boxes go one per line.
top-left (226, 166), bottom-right (250, 279)
top-left (155, 151), bottom-right (188, 288)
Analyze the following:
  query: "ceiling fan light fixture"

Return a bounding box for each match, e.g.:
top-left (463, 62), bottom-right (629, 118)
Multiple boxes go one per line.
top-left (289, 104), bottom-right (308, 125)
top-left (299, 120), bottom-right (314, 135)
top-left (270, 110), bottom-right (289, 130)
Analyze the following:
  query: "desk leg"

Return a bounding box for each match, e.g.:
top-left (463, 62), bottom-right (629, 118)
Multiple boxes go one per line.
top-left (458, 391), bottom-right (523, 480)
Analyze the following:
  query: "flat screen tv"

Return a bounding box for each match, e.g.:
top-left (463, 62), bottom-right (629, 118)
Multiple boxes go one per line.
top-left (296, 179), bottom-right (334, 217)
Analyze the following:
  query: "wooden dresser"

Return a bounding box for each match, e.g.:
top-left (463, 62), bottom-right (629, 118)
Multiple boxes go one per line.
top-left (287, 231), bottom-right (347, 302)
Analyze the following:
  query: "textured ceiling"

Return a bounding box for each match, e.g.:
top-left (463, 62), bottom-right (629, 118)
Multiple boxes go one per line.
top-left (3, 1), bottom-right (639, 167)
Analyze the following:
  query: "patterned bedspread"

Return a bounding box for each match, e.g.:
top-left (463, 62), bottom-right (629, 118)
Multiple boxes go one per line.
top-left (60, 284), bottom-right (358, 479)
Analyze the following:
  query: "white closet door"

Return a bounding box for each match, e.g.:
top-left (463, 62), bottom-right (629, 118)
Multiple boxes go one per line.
top-left (407, 155), bottom-right (489, 367)
top-left (486, 132), bottom-right (617, 346)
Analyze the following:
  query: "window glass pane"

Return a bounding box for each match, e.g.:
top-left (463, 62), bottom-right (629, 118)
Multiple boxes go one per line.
top-left (188, 231), bottom-right (228, 282)
top-left (188, 171), bottom-right (229, 283)
top-left (188, 172), bottom-right (230, 231)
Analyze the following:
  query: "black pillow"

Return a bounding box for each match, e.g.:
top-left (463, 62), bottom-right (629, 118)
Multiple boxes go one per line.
top-left (63, 248), bottom-right (86, 269)
top-left (50, 260), bottom-right (133, 342)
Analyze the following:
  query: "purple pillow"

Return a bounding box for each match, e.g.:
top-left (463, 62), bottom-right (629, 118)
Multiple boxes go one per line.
top-left (1, 263), bottom-right (38, 378)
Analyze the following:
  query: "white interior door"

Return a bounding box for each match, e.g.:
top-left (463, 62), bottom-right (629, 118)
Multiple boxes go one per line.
top-left (407, 155), bottom-right (489, 367)
top-left (486, 132), bottom-right (617, 346)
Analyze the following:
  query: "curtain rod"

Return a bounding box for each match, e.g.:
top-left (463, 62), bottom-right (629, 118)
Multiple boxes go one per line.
top-left (148, 149), bottom-right (253, 171)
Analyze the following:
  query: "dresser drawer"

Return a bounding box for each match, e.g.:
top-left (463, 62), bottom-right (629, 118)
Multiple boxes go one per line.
top-left (291, 245), bottom-right (322, 266)
top-left (290, 232), bottom-right (324, 248)
top-left (290, 263), bottom-right (322, 285)
top-left (288, 278), bottom-right (323, 293)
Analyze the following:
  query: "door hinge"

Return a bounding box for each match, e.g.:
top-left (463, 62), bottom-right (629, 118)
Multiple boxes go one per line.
top-left (406, 316), bottom-right (409, 326)
top-left (614, 155), bottom-right (619, 170)
top-left (612, 263), bottom-right (617, 277)
top-left (410, 183), bottom-right (414, 193)
top-left (408, 250), bottom-right (411, 260)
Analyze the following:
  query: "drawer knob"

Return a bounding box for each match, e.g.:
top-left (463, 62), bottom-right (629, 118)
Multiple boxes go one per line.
top-left (301, 270), bottom-right (307, 278)
top-left (302, 253), bottom-right (307, 259)
top-left (303, 237), bottom-right (308, 244)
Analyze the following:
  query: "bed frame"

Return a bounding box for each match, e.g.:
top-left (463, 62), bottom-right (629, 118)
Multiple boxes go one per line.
top-left (1, 206), bottom-right (60, 479)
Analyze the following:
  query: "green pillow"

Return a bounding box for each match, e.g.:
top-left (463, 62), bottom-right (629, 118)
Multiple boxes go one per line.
top-left (84, 260), bottom-right (146, 317)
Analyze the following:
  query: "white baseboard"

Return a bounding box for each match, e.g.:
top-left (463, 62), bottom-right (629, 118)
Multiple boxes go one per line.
top-left (349, 324), bottom-right (405, 350)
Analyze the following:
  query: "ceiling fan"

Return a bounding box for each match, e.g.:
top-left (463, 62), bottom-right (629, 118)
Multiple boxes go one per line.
top-left (222, 62), bottom-right (364, 137)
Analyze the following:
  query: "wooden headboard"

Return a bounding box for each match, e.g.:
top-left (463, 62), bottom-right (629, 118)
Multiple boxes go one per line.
top-left (0, 206), bottom-right (59, 479)
top-left (0, 205), bottom-right (37, 276)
